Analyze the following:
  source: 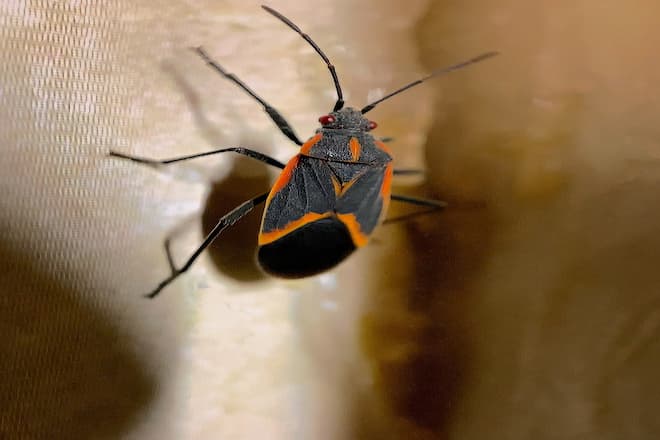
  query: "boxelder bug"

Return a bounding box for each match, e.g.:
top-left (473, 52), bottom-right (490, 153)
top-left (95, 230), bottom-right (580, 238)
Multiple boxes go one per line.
top-left (110, 5), bottom-right (497, 298)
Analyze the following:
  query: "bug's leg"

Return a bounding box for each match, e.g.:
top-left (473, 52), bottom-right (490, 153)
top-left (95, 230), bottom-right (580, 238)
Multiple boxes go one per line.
top-left (164, 237), bottom-right (177, 274)
top-left (391, 194), bottom-right (447, 209)
top-left (393, 168), bottom-right (424, 176)
top-left (382, 194), bottom-right (447, 225)
top-left (193, 47), bottom-right (304, 146)
top-left (383, 207), bottom-right (442, 225)
top-left (145, 192), bottom-right (269, 299)
top-left (157, 214), bottom-right (200, 273)
top-left (380, 140), bottom-right (426, 175)
top-left (108, 147), bottom-right (285, 169)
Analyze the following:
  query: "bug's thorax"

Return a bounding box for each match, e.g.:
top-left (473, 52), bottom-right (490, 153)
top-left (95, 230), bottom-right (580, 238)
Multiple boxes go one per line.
top-left (300, 107), bottom-right (392, 167)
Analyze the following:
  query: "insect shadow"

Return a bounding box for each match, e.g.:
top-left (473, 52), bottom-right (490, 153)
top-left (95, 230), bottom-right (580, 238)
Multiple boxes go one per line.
top-left (200, 157), bottom-right (271, 282)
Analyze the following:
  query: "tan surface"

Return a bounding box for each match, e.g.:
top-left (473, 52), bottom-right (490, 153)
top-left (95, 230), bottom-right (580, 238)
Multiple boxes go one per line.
top-left (0, 1), bottom-right (429, 439)
top-left (2, 0), bottom-right (660, 439)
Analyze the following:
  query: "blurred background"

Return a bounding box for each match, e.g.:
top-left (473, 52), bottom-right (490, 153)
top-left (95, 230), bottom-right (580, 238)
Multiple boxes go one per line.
top-left (1, 0), bottom-right (660, 439)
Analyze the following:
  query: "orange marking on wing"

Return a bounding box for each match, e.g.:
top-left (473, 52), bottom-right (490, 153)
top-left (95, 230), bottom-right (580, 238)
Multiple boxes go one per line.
top-left (337, 176), bottom-right (358, 197)
top-left (336, 213), bottom-right (369, 248)
top-left (300, 133), bottom-right (323, 155)
top-left (380, 164), bottom-right (393, 200)
top-left (375, 139), bottom-right (393, 156)
top-left (379, 164), bottom-right (394, 219)
top-left (258, 212), bottom-right (331, 246)
top-left (331, 175), bottom-right (342, 196)
top-left (337, 167), bottom-right (371, 197)
top-left (268, 154), bottom-right (300, 198)
top-left (349, 137), bottom-right (361, 162)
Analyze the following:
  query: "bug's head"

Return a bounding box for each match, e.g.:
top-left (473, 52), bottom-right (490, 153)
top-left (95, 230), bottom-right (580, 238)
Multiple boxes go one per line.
top-left (318, 107), bottom-right (377, 132)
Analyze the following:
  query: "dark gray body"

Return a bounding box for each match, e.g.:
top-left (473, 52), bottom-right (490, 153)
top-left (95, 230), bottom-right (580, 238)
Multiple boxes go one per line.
top-left (257, 107), bottom-right (394, 277)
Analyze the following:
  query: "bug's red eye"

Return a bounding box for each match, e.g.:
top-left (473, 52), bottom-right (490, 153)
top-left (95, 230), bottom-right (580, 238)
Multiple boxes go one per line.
top-left (319, 114), bottom-right (336, 125)
top-left (368, 121), bottom-right (378, 130)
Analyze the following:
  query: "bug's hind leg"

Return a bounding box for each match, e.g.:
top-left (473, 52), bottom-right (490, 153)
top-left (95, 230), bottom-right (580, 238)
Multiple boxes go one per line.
top-left (145, 192), bottom-right (269, 299)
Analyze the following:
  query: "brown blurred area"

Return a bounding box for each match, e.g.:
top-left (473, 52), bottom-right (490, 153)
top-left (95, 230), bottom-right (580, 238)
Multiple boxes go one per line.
top-left (1, 0), bottom-right (659, 439)
top-left (357, 1), bottom-right (660, 439)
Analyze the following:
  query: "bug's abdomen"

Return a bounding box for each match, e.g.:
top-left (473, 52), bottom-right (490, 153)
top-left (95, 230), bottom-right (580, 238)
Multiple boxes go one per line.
top-left (258, 217), bottom-right (356, 278)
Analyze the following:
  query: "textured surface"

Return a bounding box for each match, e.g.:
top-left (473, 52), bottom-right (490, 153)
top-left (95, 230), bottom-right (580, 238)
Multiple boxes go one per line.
top-left (0, 0), bottom-right (430, 439)
top-left (3, 0), bottom-right (660, 439)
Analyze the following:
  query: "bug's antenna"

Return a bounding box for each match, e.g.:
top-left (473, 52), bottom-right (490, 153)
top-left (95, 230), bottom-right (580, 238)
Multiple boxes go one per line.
top-left (262, 5), bottom-right (345, 112)
top-left (361, 51), bottom-right (498, 114)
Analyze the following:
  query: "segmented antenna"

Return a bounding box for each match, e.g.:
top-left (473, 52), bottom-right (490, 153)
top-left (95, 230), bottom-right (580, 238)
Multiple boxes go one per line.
top-left (361, 51), bottom-right (498, 114)
top-left (262, 5), bottom-right (345, 112)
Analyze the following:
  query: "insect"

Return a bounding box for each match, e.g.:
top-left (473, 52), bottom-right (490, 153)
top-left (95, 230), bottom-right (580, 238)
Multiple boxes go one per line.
top-left (110, 5), bottom-right (497, 298)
